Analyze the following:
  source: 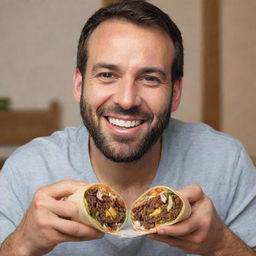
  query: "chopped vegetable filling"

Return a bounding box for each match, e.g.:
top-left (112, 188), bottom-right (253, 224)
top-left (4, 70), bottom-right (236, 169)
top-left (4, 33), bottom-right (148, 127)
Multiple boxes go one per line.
top-left (84, 186), bottom-right (126, 231)
top-left (132, 191), bottom-right (183, 230)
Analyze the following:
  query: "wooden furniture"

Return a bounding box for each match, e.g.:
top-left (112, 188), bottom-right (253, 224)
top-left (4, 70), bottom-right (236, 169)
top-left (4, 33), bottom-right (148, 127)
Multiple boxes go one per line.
top-left (202, 0), bottom-right (221, 130)
top-left (252, 157), bottom-right (256, 166)
top-left (0, 101), bottom-right (60, 168)
top-left (0, 159), bottom-right (5, 169)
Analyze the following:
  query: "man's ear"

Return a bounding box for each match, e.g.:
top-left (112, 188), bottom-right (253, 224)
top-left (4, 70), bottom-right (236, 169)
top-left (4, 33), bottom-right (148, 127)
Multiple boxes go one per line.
top-left (171, 79), bottom-right (182, 112)
top-left (73, 69), bottom-right (83, 102)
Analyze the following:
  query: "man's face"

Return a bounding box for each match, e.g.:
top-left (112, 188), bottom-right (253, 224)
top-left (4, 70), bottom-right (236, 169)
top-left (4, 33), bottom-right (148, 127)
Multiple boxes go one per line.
top-left (75, 20), bottom-right (180, 162)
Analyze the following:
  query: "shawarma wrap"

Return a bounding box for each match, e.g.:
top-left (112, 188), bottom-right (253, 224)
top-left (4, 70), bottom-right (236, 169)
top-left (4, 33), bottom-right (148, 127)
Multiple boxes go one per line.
top-left (131, 186), bottom-right (191, 232)
top-left (67, 183), bottom-right (127, 233)
top-left (68, 184), bottom-right (191, 236)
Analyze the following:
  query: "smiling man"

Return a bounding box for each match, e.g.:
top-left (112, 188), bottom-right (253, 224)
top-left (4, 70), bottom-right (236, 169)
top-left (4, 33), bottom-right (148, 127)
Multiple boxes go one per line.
top-left (0, 1), bottom-right (256, 256)
top-left (75, 19), bottom-right (177, 163)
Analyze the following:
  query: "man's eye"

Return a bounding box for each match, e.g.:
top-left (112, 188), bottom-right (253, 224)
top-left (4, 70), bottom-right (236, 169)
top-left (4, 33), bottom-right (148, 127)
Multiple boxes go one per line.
top-left (98, 72), bottom-right (114, 79)
top-left (140, 75), bottom-right (161, 86)
top-left (96, 72), bottom-right (117, 83)
top-left (144, 76), bottom-right (160, 82)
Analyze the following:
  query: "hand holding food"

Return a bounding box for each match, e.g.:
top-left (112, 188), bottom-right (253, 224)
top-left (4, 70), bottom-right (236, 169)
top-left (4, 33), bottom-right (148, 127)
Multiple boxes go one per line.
top-left (0, 180), bottom-right (104, 256)
top-left (146, 184), bottom-right (230, 255)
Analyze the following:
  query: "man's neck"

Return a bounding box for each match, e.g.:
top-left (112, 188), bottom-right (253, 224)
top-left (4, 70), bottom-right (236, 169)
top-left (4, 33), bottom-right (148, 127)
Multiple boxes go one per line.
top-left (89, 138), bottom-right (162, 207)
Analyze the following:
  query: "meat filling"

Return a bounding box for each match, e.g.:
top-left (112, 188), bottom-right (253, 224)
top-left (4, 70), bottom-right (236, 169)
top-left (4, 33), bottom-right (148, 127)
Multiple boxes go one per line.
top-left (132, 193), bottom-right (183, 230)
top-left (84, 187), bottom-right (126, 231)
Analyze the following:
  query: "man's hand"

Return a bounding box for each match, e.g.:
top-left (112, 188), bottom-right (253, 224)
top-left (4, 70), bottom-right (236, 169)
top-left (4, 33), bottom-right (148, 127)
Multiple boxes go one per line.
top-left (146, 184), bottom-right (255, 256)
top-left (0, 180), bottom-right (104, 256)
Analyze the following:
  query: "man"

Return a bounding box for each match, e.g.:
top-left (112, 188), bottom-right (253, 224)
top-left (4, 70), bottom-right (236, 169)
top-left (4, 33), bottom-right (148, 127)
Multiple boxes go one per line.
top-left (0, 1), bottom-right (256, 255)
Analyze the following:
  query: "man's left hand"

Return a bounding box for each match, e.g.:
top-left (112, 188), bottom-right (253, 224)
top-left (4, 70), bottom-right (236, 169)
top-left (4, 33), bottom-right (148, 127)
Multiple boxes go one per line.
top-left (146, 184), bottom-right (255, 256)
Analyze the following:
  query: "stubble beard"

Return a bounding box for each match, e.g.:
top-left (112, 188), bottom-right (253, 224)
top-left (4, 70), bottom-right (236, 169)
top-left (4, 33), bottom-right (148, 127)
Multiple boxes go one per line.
top-left (80, 95), bottom-right (172, 163)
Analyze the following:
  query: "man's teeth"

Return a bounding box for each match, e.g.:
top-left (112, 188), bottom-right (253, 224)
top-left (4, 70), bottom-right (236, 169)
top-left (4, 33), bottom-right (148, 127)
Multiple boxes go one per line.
top-left (108, 117), bottom-right (143, 128)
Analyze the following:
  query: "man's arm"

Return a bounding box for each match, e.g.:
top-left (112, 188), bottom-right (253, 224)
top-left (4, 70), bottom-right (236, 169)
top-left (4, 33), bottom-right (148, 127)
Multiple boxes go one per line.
top-left (147, 185), bottom-right (256, 256)
top-left (0, 180), bottom-right (103, 256)
top-left (201, 224), bottom-right (256, 256)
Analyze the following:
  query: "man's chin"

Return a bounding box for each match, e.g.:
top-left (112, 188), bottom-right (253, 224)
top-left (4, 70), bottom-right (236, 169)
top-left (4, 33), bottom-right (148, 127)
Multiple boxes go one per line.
top-left (111, 135), bottom-right (138, 143)
top-left (102, 151), bottom-right (144, 163)
top-left (95, 140), bottom-right (145, 163)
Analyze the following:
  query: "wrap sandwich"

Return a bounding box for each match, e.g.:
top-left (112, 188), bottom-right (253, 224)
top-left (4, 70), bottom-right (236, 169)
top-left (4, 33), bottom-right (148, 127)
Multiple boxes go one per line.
top-left (67, 183), bottom-right (127, 233)
top-left (131, 186), bottom-right (191, 232)
top-left (68, 184), bottom-right (191, 236)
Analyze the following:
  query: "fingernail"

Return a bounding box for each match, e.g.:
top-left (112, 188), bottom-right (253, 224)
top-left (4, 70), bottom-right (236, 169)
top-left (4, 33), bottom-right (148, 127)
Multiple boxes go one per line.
top-left (157, 229), bottom-right (166, 235)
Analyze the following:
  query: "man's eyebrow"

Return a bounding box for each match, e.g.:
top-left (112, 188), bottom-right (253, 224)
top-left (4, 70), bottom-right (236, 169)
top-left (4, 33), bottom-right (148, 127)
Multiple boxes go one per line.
top-left (92, 64), bottom-right (168, 79)
top-left (92, 63), bottom-right (120, 72)
top-left (139, 67), bottom-right (168, 79)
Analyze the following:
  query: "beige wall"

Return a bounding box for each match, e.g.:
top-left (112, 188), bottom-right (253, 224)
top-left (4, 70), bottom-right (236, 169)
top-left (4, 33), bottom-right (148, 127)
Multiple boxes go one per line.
top-left (1, 0), bottom-right (255, 158)
top-left (0, 0), bottom-right (100, 157)
top-left (1, 0), bottom-right (101, 128)
top-left (220, 0), bottom-right (256, 157)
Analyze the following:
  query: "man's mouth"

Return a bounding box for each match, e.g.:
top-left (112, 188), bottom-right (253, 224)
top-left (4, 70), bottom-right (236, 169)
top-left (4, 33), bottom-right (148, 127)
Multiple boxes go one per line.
top-left (107, 117), bottom-right (144, 128)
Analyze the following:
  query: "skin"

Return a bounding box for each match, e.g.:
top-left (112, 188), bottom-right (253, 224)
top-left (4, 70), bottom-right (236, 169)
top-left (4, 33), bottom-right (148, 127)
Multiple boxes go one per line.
top-left (147, 185), bottom-right (256, 256)
top-left (76, 19), bottom-right (180, 163)
top-left (0, 20), bottom-right (255, 256)
top-left (0, 180), bottom-right (103, 256)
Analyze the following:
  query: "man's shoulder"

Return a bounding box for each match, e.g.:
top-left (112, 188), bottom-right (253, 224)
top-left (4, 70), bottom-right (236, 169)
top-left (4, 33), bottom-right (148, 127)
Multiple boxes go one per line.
top-left (16, 125), bottom-right (84, 151)
top-left (4, 125), bottom-right (87, 170)
top-left (168, 118), bottom-right (243, 150)
top-left (164, 118), bottom-right (246, 167)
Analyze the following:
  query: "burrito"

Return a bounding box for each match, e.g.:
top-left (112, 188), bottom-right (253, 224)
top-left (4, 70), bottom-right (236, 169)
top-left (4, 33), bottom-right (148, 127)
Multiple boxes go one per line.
top-left (67, 184), bottom-right (127, 233)
top-left (131, 186), bottom-right (191, 232)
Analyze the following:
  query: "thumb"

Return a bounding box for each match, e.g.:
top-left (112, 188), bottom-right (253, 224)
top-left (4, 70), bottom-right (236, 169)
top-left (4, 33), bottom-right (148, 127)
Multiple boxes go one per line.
top-left (42, 179), bottom-right (89, 199)
top-left (178, 184), bottom-right (204, 204)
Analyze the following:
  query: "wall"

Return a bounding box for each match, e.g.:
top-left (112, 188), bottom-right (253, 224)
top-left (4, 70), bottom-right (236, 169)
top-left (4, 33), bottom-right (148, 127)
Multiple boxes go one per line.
top-left (0, 0), bottom-right (100, 157)
top-left (0, 0), bottom-right (101, 128)
top-left (220, 0), bottom-right (256, 157)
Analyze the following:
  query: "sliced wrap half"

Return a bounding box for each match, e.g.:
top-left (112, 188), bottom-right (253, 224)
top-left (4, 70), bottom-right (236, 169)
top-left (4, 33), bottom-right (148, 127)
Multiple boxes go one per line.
top-left (131, 186), bottom-right (191, 232)
top-left (67, 183), bottom-right (127, 234)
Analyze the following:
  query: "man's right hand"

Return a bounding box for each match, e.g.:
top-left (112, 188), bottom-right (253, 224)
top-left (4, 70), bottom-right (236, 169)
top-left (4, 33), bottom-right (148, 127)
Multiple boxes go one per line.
top-left (0, 179), bottom-right (104, 256)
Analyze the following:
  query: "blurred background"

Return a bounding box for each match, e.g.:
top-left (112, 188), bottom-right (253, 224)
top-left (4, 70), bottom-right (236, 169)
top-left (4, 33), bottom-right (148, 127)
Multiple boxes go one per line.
top-left (0, 0), bottom-right (255, 165)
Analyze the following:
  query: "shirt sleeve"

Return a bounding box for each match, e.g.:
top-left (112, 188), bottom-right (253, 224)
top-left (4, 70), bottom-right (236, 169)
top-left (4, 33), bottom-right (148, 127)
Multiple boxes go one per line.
top-left (224, 147), bottom-right (256, 248)
top-left (0, 161), bottom-right (26, 244)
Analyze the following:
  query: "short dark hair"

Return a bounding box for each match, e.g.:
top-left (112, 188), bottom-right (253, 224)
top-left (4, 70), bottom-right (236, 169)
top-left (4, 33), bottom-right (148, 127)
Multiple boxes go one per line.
top-left (76, 0), bottom-right (183, 84)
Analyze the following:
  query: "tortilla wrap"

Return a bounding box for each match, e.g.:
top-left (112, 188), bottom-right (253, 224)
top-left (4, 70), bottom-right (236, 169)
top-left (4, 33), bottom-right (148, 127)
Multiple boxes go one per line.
top-left (67, 183), bottom-right (128, 234)
top-left (130, 186), bottom-right (191, 232)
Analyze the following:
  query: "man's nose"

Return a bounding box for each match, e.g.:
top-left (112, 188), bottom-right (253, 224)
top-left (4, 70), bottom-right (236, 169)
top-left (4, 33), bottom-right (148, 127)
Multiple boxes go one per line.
top-left (113, 78), bottom-right (142, 110)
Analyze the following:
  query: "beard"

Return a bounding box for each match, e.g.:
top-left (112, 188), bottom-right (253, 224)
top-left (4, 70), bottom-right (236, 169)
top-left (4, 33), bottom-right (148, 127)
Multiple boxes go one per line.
top-left (80, 95), bottom-right (172, 163)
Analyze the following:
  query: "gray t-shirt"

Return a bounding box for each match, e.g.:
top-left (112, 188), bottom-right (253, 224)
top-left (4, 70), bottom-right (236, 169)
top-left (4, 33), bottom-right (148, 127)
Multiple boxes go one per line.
top-left (0, 119), bottom-right (256, 256)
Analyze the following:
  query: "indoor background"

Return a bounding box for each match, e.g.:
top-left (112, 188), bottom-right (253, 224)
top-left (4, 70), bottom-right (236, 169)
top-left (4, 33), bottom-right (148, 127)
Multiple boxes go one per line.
top-left (0, 0), bottom-right (255, 164)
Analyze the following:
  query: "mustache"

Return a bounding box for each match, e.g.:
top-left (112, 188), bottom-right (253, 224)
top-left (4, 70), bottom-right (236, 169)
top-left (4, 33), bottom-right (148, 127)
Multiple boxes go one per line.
top-left (97, 105), bottom-right (153, 120)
